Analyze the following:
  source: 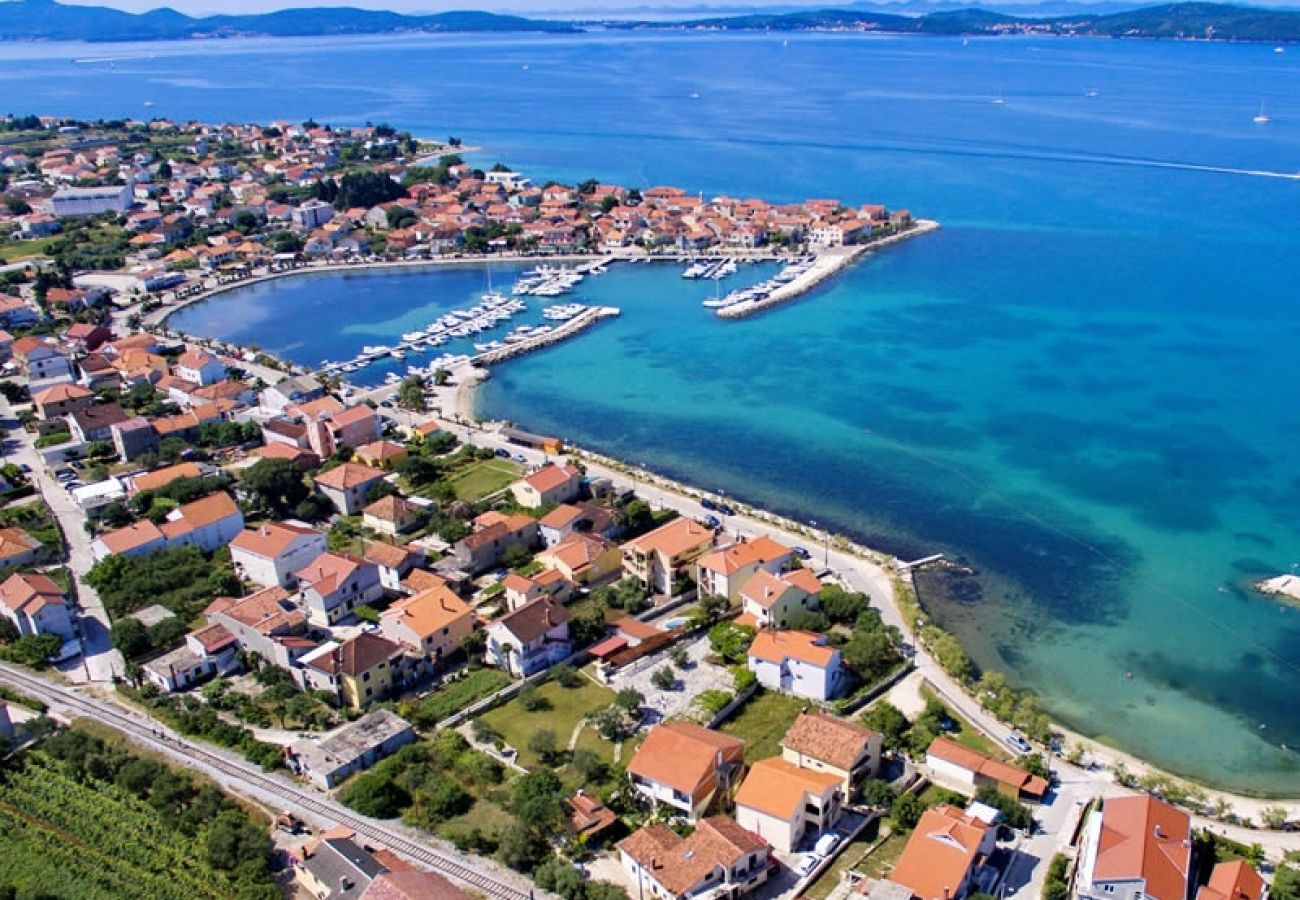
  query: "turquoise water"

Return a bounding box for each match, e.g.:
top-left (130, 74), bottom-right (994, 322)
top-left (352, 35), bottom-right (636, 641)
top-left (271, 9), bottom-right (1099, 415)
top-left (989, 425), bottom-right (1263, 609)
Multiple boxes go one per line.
top-left (9, 32), bottom-right (1300, 792)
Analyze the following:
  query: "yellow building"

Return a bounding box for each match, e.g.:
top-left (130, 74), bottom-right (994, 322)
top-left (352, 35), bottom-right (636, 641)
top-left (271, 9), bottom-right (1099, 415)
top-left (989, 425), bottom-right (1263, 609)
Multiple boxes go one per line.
top-left (621, 517), bottom-right (716, 596)
top-left (538, 533), bottom-right (623, 586)
top-left (301, 632), bottom-right (402, 710)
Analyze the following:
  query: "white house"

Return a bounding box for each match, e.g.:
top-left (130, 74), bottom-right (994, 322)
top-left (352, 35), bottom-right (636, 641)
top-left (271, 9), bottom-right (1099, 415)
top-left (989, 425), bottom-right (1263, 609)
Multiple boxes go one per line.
top-left (747, 630), bottom-right (844, 702)
top-left (140, 623), bottom-right (238, 693)
top-left (312, 462), bottom-right (387, 516)
top-left (0, 572), bottom-right (75, 643)
top-left (91, 492), bottom-right (244, 561)
top-left (618, 817), bottom-right (770, 900)
top-left (1076, 796), bottom-right (1191, 900)
top-left (229, 521), bottom-right (327, 588)
top-left (294, 551), bottom-right (384, 626)
top-left (484, 596), bottom-right (571, 677)
top-left (733, 756), bottom-right (844, 853)
top-left (625, 722), bottom-right (746, 821)
top-left (510, 464), bottom-right (582, 509)
top-left (173, 348), bottom-right (227, 386)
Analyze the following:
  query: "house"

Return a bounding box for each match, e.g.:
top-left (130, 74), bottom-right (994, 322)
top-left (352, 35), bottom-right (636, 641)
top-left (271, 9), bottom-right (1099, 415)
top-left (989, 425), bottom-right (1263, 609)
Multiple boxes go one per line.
top-left (362, 871), bottom-right (471, 900)
top-left (256, 441), bottom-right (319, 470)
top-left (140, 623), bottom-right (238, 693)
top-left (739, 568), bottom-right (823, 629)
top-left (618, 816), bottom-right (770, 900)
top-left (91, 492), bottom-right (244, 560)
top-left (111, 418), bottom-right (158, 461)
top-left (362, 541), bottom-right (424, 592)
top-left (882, 805), bottom-right (997, 900)
top-left (538, 503), bottom-right (585, 547)
top-left (484, 596), bottom-right (571, 676)
top-left (262, 373), bottom-right (325, 412)
top-left (0, 572), bottom-right (75, 643)
top-left (622, 517), bottom-right (716, 596)
top-left (205, 585), bottom-right (310, 670)
top-left (32, 383), bottom-right (93, 421)
top-left (536, 533), bottom-right (622, 586)
top-left (733, 756), bottom-right (844, 853)
top-left (1197, 862), bottom-right (1266, 900)
top-left (696, 536), bottom-right (793, 603)
top-left (295, 551), bottom-right (384, 626)
top-left (295, 835), bottom-right (386, 899)
top-left (129, 461), bottom-right (204, 495)
top-left (925, 737), bottom-right (1049, 802)
top-left (501, 568), bottom-right (572, 611)
top-left (626, 722), bottom-right (746, 821)
top-left (68, 402), bottom-right (129, 444)
top-left (229, 521), bottom-right (327, 588)
top-left (300, 632), bottom-right (404, 710)
top-left (1075, 796), bottom-right (1191, 900)
top-left (452, 512), bottom-right (538, 574)
top-left (354, 439), bottom-right (408, 470)
top-left (379, 586), bottom-right (474, 671)
top-left (173, 347), bottom-right (226, 386)
top-left (290, 709), bottom-right (416, 790)
top-left (313, 463), bottom-right (388, 516)
top-left (510, 463), bottom-right (582, 508)
top-left (747, 630), bottom-right (845, 702)
top-left (568, 792), bottom-right (619, 843)
top-left (781, 712), bottom-right (883, 796)
top-left (362, 495), bottom-right (421, 536)
top-left (0, 527), bottom-right (44, 570)
top-left (304, 404), bottom-right (379, 458)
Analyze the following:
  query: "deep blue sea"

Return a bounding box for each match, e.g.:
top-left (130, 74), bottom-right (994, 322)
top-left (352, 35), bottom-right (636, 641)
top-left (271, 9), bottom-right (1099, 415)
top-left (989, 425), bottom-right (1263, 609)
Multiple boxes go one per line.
top-left (7, 31), bottom-right (1299, 793)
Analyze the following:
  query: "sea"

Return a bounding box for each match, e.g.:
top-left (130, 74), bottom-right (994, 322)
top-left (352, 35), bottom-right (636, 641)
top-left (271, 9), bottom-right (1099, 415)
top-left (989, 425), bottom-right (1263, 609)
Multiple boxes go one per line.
top-left (5, 30), bottom-right (1298, 794)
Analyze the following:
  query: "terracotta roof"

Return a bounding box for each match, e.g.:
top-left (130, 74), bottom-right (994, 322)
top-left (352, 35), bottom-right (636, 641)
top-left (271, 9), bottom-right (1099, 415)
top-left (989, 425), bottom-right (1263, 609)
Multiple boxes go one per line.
top-left (544, 533), bottom-right (615, 574)
top-left (784, 567), bottom-right (825, 595)
top-left (330, 404), bottom-right (376, 428)
top-left (356, 439), bottom-right (406, 463)
top-left (176, 348), bottom-right (217, 369)
top-left (306, 632), bottom-right (401, 678)
top-left (1092, 795), bottom-right (1191, 900)
top-left (361, 871), bottom-right (468, 900)
top-left (734, 756), bottom-right (842, 819)
top-left (295, 552), bottom-right (367, 597)
top-left (697, 536), bottom-right (792, 576)
top-left (749, 630), bottom-right (838, 667)
top-left (522, 463), bottom-right (579, 493)
top-left (159, 492), bottom-right (240, 535)
top-left (363, 540), bottom-right (418, 570)
top-left (626, 721), bottom-right (744, 797)
top-left (131, 461), bottom-right (203, 494)
top-left (0, 527), bottom-right (41, 562)
top-left (926, 737), bottom-right (1048, 799)
top-left (889, 805), bottom-right (991, 900)
top-left (363, 494), bottom-right (418, 522)
top-left (1198, 861), bottom-right (1265, 900)
top-left (492, 596), bottom-right (570, 643)
top-left (381, 587), bottom-right (472, 640)
top-left (314, 462), bottom-right (386, 490)
top-left (96, 520), bottom-right (165, 555)
top-left (206, 585), bottom-right (303, 635)
top-left (623, 517), bottom-right (714, 559)
top-left (32, 383), bottom-right (91, 405)
top-left (618, 817), bottom-right (765, 897)
top-left (782, 712), bottom-right (879, 771)
top-left (189, 622), bottom-right (236, 653)
top-left (256, 442), bottom-right (317, 464)
top-left (568, 793), bottom-right (617, 836)
top-left (0, 572), bottom-right (64, 616)
top-left (740, 568), bottom-right (819, 610)
top-left (230, 521), bottom-right (320, 559)
top-left (539, 503), bottom-right (584, 529)
top-left (401, 568), bottom-right (449, 593)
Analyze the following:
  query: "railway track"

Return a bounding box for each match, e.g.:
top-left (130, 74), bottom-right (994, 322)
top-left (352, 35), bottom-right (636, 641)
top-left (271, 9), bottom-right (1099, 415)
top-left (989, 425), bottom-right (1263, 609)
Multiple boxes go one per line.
top-left (0, 663), bottom-right (533, 900)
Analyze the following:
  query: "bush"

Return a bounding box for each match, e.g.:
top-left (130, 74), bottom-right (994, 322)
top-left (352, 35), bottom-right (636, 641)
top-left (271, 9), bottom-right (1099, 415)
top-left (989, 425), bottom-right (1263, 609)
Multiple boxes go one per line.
top-left (552, 663), bottom-right (579, 688)
top-left (975, 784), bottom-right (1033, 831)
top-left (1043, 854), bottom-right (1070, 900)
top-left (518, 683), bottom-right (548, 712)
top-left (708, 621), bottom-right (755, 664)
top-left (650, 666), bottom-right (677, 691)
top-left (891, 792), bottom-right (926, 830)
top-left (528, 728), bottom-right (559, 764)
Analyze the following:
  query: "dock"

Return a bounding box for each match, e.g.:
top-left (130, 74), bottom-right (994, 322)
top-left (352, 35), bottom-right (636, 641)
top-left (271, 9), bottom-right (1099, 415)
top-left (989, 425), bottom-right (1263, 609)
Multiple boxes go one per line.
top-left (472, 306), bottom-right (620, 366)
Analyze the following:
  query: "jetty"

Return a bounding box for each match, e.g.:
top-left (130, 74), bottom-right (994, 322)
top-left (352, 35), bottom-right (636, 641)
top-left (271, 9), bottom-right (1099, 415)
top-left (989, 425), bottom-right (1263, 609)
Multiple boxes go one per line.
top-left (472, 306), bottom-right (620, 366)
top-left (717, 219), bottom-right (941, 320)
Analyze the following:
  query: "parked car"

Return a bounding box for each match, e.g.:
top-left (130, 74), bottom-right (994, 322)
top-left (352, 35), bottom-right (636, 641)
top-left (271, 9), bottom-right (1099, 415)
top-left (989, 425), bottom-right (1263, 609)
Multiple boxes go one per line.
top-left (1005, 731), bottom-right (1032, 754)
top-left (703, 515), bottom-right (721, 529)
top-left (793, 546), bottom-right (812, 560)
top-left (513, 453), bottom-right (527, 463)
top-left (717, 503), bottom-right (736, 516)
top-left (494, 448), bottom-right (511, 458)
top-left (699, 498), bottom-right (717, 511)
top-left (794, 854), bottom-right (820, 878)
top-left (813, 833), bottom-right (841, 858)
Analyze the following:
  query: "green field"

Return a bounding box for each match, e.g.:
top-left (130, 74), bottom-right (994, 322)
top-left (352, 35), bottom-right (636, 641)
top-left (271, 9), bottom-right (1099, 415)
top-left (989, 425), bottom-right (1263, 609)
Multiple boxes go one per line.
top-left (446, 459), bottom-right (521, 501)
top-left (404, 668), bottom-right (513, 727)
top-left (920, 687), bottom-right (1003, 758)
top-left (478, 678), bottom-right (616, 768)
top-left (718, 690), bottom-right (812, 763)
top-left (0, 237), bottom-right (59, 263)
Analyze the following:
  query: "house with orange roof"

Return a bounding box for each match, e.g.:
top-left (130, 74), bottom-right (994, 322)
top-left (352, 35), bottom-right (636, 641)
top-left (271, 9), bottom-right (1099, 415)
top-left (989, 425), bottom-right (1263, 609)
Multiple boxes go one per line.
top-left (1197, 861), bottom-right (1266, 900)
top-left (626, 721), bottom-right (746, 820)
top-left (303, 403), bottom-right (379, 458)
top-left (173, 347), bottom-right (226, 385)
top-left (313, 462), bottom-right (388, 516)
top-left (0, 527), bottom-right (43, 571)
top-left (354, 439), bottom-right (408, 470)
top-left (91, 492), bottom-right (243, 561)
top-left (510, 463), bottom-right (583, 508)
top-left (362, 494), bottom-right (421, 537)
top-left (0, 572), bottom-right (74, 643)
top-left (538, 503), bottom-right (585, 547)
top-left (295, 551), bottom-right (383, 626)
top-left (696, 536), bottom-right (794, 603)
top-left (925, 737), bottom-right (1049, 802)
top-left (1076, 795), bottom-right (1191, 900)
top-left (781, 711), bottom-right (883, 796)
top-left (140, 622), bottom-right (238, 694)
top-left (362, 540), bottom-right (425, 592)
top-left (501, 568), bottom-right (572, 611)
top-left (739, 567), bottom-right (823, 630)
top-left (452, 512), bottom-right (539, 574)
top-left (536, 533), bottom-right (622, 586)
top-left (12, 336), bottom-right (73, 383)
top-left (618, 816), bottom-right (770, 900)
top-left (204, 585), bottom-right (310, 669)
top-left (255, 440), bottom-right (319, 470)
top-left (32, 382), bottom-right (93, 421)
top-left (230, 520), bottom-right (327, 588)
top-left (876, 805), bottom-right (996, 900)
top-left (129, 461), bottom-right (204, 495)
top-left (379, 586), bottom-right (474, 670)
top-left (748, 630), bottom-right (845, 702)
top-left (300, 632), bottom-right (404, 709)
top-left (622, 517), bottom-right (716, 596)
top-left (734, 756), bottom-right (844, 852)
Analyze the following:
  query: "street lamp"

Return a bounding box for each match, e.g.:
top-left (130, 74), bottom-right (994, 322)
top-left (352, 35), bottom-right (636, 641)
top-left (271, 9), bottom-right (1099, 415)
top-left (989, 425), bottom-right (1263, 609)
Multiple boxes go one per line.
top-left (810, 518), bottom-right (828, 569)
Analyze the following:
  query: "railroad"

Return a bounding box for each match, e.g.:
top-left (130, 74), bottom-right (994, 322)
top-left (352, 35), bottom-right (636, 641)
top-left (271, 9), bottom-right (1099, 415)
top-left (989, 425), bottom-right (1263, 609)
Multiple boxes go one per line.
top-left (0, 662), bottom-right (534, 900)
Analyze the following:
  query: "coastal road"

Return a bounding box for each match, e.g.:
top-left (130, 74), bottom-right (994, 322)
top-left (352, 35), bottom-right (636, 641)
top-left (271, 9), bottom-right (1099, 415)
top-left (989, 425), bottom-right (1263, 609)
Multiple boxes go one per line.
top-left (0, 661), bottom-right (539, 900)
top-left (0, 399), bottom-right (123, 683)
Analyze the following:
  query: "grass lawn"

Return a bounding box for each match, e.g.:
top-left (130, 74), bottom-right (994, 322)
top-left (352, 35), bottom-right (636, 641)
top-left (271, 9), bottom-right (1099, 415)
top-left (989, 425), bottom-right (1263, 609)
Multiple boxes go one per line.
top-left (572, 723), bottom-right (619, 764)
top-left (804, 819), bottom-right (883, 900)
top-left (411, 668), bottom-right (512, 726)
top-left (434, 796), bottom-right (515, 842)
top-left (446, 460), bottom-right (521, 502)
top-left (0, 237), bottom-right (59, 263)
top-left (920, 687), bottom-right (1003, 758)
top-left (856, 828), bottom-right (909, 880)
top-left (478, 678), bottom-right (616, 769)
top-left (719, 690), bottom-right (813, 763)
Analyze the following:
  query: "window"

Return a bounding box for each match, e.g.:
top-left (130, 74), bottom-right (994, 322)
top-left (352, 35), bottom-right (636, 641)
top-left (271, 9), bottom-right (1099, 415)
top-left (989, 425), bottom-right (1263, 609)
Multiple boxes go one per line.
top-left (1104, 887), bottom-right (1114, 895)
top-left (363, 672), bottom-right (371, 682)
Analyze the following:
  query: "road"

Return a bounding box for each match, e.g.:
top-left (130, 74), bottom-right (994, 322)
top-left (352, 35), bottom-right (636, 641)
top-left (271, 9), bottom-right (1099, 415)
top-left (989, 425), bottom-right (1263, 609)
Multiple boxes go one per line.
top-left (0, 661), bottom-right (537, 900)
top-left (0, 398), bottom-right (123, 683)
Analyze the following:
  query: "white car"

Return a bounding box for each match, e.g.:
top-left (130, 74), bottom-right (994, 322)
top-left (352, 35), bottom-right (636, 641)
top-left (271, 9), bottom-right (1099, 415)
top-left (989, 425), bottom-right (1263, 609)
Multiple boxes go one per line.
top-left (813, 833), bottom-right (841, 858)
top-left (794, 854), bottom-right (820, 878)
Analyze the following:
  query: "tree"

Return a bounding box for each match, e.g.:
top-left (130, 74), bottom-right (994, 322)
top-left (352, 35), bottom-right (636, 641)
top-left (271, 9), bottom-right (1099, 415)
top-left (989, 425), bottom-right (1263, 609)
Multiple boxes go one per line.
top-left (860, 778), bottom-right (897, 808)
top-left (861, 702), bottom-right (911, 752)
top-left (502, 542), bottom-right (532, 570)
top-left (497, 821), bottom-right (549, 872)
top-left (110, 618), bottom-right (151, 659)
top-left (552, 663), bottom-right (579, 687)
top-left (240, 457), bottom-right (308, 515)
top-left (534, 857), bottom-right (587, 900)
top-left (708, 621), bottom-right (755, 664)
top-left (974, 785), bottom-right (1032, 830)
top-left (891, 792), bottom-right (926, 830)
top-left (571, 748), bottom-right (607, 783)
top-left (614, 688), bottom-right (643, 713)
top-left (397, 375), bottom-right (426, 411)
top-left (1018, 753), bottom-right (1050, 780)
top-left (651, 666), bottom-right (677, 691)
top-left (528, 729), bottom-right (559, 764)
top-left (203, 810), bottom-right (270, 875)
top-left (669, 646), bottom-right (690, 669)
top-left (691, 593), bottom-right (729, 627)
top-left (511, 769), bottom-right (566, 832)
top-left (517, 683), bottom-right (546, 711)
top-left (0, 634), bottom-right (61, 667)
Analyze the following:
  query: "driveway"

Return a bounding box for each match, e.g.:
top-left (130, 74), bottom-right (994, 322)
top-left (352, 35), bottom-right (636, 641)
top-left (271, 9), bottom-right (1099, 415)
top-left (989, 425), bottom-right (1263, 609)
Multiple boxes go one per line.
top-left (605, 633), bottom-right (734, 724)
top-left (1, 399), bottom-right (123, 682)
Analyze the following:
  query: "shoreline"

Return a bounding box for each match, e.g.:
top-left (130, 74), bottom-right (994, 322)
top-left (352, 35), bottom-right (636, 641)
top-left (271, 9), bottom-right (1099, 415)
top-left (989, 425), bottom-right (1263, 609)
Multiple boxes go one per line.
top-left (450, 370), bottom-right (1300, 817)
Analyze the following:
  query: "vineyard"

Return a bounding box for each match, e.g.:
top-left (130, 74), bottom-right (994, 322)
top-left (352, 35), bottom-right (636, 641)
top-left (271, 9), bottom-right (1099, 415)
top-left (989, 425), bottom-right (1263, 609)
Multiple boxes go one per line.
top-left (0, 734), bottom-right (278, 900)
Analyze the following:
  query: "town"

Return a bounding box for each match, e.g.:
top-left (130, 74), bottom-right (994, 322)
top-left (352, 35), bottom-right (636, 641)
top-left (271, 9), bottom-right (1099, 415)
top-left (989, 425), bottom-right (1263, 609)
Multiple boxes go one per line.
top-left (0, 112), bottom-right (1295, 900)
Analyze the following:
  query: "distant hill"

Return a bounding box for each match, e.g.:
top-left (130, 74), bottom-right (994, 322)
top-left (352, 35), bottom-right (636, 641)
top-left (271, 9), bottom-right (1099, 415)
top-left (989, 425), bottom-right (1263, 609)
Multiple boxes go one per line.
top-left (623, 1), bottom-right (1300, 40)
top-left (0, 0), bottom-right (581, 42)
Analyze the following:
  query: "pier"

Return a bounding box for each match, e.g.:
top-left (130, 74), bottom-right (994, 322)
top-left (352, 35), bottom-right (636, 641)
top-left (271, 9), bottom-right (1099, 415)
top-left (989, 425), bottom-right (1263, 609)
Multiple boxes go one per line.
top-left (471, 306), bottom-right (621, 366)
